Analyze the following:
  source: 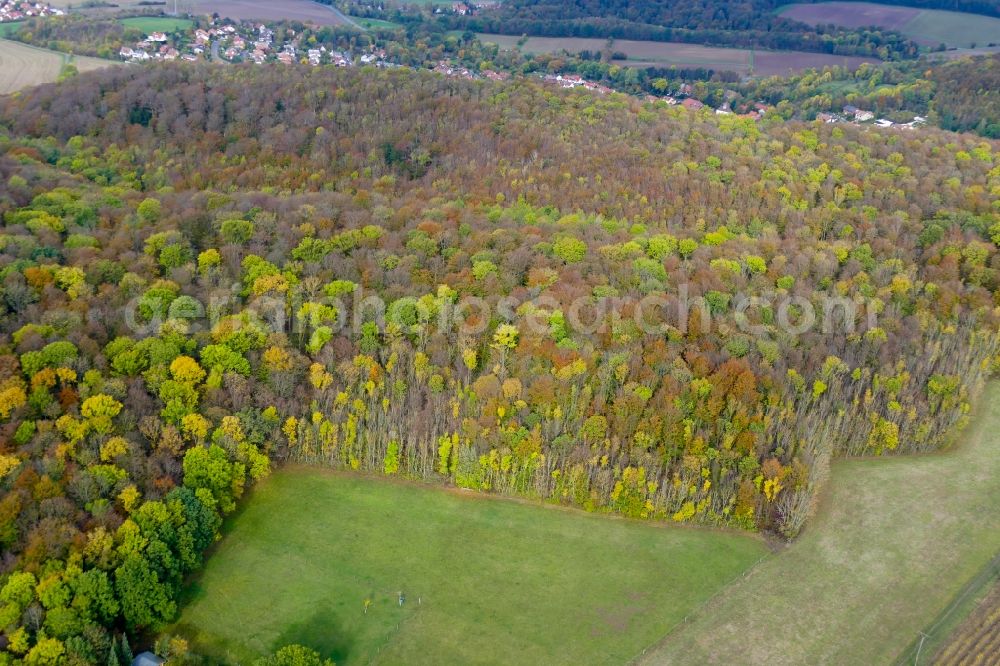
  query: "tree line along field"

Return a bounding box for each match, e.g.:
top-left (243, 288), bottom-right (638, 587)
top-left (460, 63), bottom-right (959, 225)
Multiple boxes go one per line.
top-left (640, 382), bottom-right (1000, 665)
top-left (777, 2), bottom-right (1000, 49)
top-left (477, 34), bottom-right (879, 76)
top-left (0, 39), bottom-right (115, 94)
top-left (171, 471), bottom-right (767, 664)
top-left (177, 382), bottom-right (1000, 664)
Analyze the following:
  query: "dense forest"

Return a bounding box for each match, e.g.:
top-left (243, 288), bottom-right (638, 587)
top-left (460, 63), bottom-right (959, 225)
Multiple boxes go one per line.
top-left (0, 63), bottom-right (997, 661)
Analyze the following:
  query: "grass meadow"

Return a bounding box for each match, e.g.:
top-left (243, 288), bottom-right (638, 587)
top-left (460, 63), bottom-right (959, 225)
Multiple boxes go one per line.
top-left (778, 2), bottom-right (1000, 48)
top-left (643, 382), bottom-right (1000, 664)
top-left (173, 470), bottom-right (767, 664)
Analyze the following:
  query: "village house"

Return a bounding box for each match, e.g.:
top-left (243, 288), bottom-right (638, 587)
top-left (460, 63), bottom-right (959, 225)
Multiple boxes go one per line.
top-left (147, 31), bottom-right (168, 42)
top-left (681, 98), bottom-right (704, 111)
top-left (0, 0), bottom-right (62, 21)
top-left (452, 2), bottom-right (470, 14)
top-left (844, 105), bottom-right (874, 122)
top-left (131, 652), bottom-right (165, 666)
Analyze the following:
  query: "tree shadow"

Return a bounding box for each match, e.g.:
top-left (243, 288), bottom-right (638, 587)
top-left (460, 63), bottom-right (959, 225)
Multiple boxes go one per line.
top-left (271, 604), bottom-right (353, 662)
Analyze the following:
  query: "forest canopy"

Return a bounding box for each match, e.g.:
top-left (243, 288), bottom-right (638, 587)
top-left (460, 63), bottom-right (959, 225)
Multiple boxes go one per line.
top-left (0, 63), bottom-right (997, 661)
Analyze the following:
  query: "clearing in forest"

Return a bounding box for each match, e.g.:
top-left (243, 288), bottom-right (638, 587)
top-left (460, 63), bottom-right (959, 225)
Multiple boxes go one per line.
top-left (172, 471), bottom-right (767, 664)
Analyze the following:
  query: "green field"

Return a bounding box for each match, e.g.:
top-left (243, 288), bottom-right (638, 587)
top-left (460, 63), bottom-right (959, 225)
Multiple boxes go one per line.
top-left (0, 21), bottom-right (23, 37)
top-left (173, 470), bottom-right (767, 664)
top-left (642, 382), bottom-right (1000, 664)
top-left (120, 16), bottom-right (194, 33)
top-left (354, 16), bottom-right (403, 31)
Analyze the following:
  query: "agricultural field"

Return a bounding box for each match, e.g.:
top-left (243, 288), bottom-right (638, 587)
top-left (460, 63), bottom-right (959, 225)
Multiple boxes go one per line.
top-left (172, 470), bottom-right (768, 664)
top-left (778, 2), bottom-right (1000, 48)
top-left (0, 38), bottom-right (114, 94)
top-left (119, 16), bottom-right (194, 32)
top-left (641, 382), bottom-right (1000, 665)
top-left (353, 17), bottom-right (403, 31)
top-left (477, 34), bottom-right (878, 75)
top-left (187, 0), bottom-right (357, 26)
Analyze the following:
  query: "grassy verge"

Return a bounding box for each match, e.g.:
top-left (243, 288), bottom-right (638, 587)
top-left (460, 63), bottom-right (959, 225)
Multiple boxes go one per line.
top-left (0, 21), bottom-right (23, 37)
top-left (640, 381), bottom-right (1000, 665)
top-left (353, 17), bottom-right (402, 30)
top-left (119, 16), bottom-right (194, 33)
top-left (173, 470), bottom-right (767, 664)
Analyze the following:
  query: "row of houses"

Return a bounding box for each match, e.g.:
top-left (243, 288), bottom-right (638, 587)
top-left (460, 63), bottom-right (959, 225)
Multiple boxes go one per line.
top-left (120, 43), bottom-right (181, 61)
top-left (542, 73), bottom-right (615, 95)
top-left (540, 73), bottom-right (771, 120)
top-left (439, 0), bottom-right (497, 16)
top-left (117, 18), bottom-right (398, 69)
top-left (815, 106), bottom-right (928, 129)
top-left (0, 0), bottom-right (61, 22)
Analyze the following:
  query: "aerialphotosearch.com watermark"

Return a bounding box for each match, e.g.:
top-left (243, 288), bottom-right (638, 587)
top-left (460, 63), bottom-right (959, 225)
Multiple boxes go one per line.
top-left (121, 283), bottom-right (880, 341)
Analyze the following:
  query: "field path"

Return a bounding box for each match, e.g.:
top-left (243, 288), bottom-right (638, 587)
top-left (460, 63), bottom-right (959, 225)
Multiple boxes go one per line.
top-left (640, 382), bottom-right (1000, 665)
top-left (317, 2), bottom-right (362, 30)
top-left (0, 39), bottom-right (115, 94)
